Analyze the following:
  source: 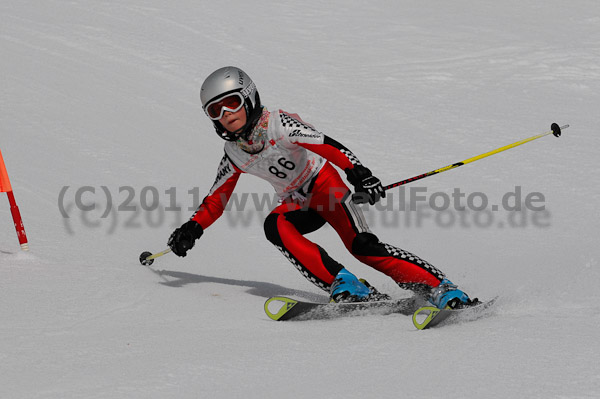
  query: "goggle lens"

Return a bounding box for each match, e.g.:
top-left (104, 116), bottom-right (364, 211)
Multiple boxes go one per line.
top-left (205, 93), bottom-right (244, 120)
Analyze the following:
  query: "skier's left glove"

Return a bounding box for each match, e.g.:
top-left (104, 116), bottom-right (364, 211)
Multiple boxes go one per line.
top-left (345, 165), bottom-right (386, 205)
top-left (168, 220), bottom-right (204, 257)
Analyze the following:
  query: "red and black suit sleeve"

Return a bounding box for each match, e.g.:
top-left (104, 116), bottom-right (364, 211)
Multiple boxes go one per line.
top-left (278, 111), bottom-right (363, 171)
top-left (297, 135), bottom-right (363, 171)
top-left (191, 153), bottom-right (242, 230)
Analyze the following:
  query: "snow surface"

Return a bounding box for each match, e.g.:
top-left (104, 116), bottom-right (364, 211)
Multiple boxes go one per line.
top-left (1, 1), bottom-right (599, 398)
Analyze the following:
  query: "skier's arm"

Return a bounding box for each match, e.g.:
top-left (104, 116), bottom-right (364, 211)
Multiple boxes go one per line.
top-left (191, 153), bottom-right (242, 229)
top-left (278, 111), bottom-right (385, 205)
top-left (297, 134), bottom-right (360, 171)
top-left (168, 154), bottom-right (242, 257)
top-left (278, 111), bottom-right (368, 170)
top-left (299, 135), bottom-right (385, 205)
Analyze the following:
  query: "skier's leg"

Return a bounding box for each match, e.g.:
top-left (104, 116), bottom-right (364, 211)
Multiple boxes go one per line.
top-left (350, 230), bottom-right (444, 295)
top-left (320, 187), bottom-right (475, 306)
top-left (309, 164), bottom-right (447, 296)
top-left (263, 203), bottom-right (344, 291)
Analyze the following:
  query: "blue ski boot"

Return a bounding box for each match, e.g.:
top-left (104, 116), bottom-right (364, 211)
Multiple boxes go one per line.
top-left (329, 269), bottom-right (390, 303)
top-left (330, 268), bottom-right (371, 303)
top-left (429, 278), bottom-right (477, 309)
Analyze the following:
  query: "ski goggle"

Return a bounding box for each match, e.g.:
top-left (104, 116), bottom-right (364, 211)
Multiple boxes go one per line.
top-left (204, 92), bottom-right (245, 120)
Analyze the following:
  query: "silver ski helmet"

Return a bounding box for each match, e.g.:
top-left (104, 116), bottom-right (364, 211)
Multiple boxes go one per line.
top-left (201, 66), bottom-right (262, 141)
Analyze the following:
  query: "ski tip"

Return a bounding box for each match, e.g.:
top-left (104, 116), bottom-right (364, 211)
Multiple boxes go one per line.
top-left (412, 296), bottom-right (499, 330)
top-left (264, 297), bottom-right (298, 321)
top-left (412, 306), bottom-right (441, 330)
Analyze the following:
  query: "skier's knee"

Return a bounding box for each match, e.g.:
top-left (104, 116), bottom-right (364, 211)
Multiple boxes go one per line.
top-left (264, 213), bottom-right (282, 246)
top-left (351, 232), bottom-right (385, 256)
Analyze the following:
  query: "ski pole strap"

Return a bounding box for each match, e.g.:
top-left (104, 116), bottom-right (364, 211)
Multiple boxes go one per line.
top-left (384, 123), bottom-right (568, 191)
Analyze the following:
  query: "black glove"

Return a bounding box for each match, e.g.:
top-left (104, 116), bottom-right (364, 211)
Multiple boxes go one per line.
top-left (345, 165), bottom-right (386, 205)
top-left (167, 220), bottom-right (204, 257)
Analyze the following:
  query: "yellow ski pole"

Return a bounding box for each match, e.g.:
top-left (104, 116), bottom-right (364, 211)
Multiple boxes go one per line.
top-left (384, 123), bottom-right (568, 191)
top-left (139, 248), bottom-right (171, 266)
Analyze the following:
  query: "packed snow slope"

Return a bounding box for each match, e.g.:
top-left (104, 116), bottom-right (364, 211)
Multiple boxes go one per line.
top-left (1, 1), bottom-right (599, 398)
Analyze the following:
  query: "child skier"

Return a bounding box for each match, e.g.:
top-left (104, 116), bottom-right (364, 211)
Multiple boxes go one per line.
top-left (167, 66), bottom-right (476, 309)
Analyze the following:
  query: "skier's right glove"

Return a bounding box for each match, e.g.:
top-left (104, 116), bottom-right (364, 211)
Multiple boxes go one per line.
top-left (168, 220), bottom-right (204, 257)
top-left (345, 165), bottom-right (386, 205)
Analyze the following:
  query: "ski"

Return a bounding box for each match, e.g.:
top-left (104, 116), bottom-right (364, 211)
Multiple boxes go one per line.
top-left (412, 297), bottom-right (498, 330)
top-left (264, 296), bottom-right (420, 321)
